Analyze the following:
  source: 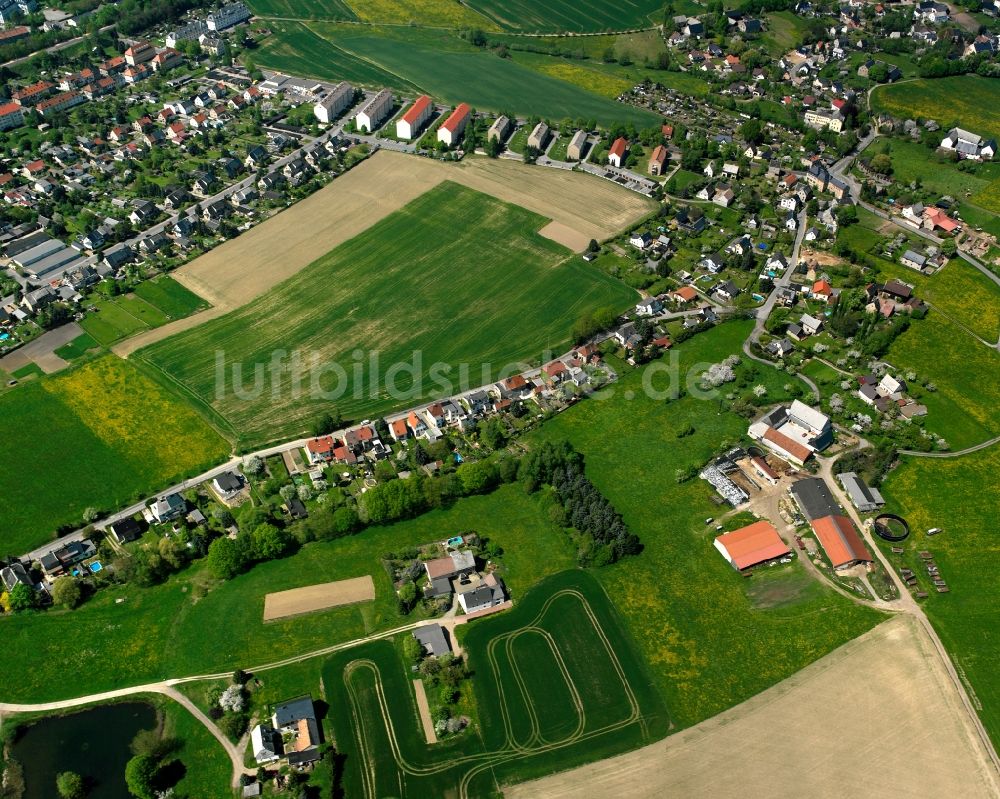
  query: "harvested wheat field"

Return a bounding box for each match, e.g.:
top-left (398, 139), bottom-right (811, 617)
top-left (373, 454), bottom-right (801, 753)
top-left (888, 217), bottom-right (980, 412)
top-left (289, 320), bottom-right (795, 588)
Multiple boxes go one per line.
top-left (263, 575), bottom-right (375, 621)
top-left (506, 615), bottom-right (1000, 799)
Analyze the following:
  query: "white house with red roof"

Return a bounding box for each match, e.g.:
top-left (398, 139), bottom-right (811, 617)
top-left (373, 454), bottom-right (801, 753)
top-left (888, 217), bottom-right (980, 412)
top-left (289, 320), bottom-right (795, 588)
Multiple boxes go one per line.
top-left (437, 102), bottom-right (471, 146)
top-left (396, 94), bottom-right (433, 140)
top-left (608, 136), bottom-right (628, 167)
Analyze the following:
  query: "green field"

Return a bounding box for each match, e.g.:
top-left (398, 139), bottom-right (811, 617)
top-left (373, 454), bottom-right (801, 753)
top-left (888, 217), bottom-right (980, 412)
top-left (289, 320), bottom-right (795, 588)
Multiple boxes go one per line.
top-left (256, 23), bottom-right (659, 126)
top-left (871, 75), bottom-right (1000, 141)
top-left (79, 277), bottom-right (207, 347)
top-left (528, 321), bottom-right (886, 726)
top-left (0, 356), bottom-right (229, 553)
top-left (256, 22), bottom-right (415, 90)
top-left (53, 332), bottom-right (100, 362)
top-left (886, 314), bottom-right (1000, 450)
top-left (324, 571), bottom-right (669, 799)
top-left (140, 183), bottom-right (637, 448)
top-left (248, 0), bottom-right (357, 19)
top-left (761, 10), bottom-right (810, 55)
top-left (465, 0), bottom-right (663, 32)
top-left (879, 444), bottom-right (1000, 749)
top-left (0, 486), bottom-right (576, 702)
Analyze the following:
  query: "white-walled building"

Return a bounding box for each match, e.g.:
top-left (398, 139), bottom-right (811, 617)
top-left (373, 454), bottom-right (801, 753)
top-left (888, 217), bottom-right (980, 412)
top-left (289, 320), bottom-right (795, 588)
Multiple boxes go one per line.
top-left (207, 1), bottom-right (252, 31)
top-left (313, 81), bottom-right (353, 123)
top-left (396, 94), bottom-right (433, 140)
top-left (355, 88), bottom-right (393, 132)
top-left (437, 102), bottom-right (471, 146)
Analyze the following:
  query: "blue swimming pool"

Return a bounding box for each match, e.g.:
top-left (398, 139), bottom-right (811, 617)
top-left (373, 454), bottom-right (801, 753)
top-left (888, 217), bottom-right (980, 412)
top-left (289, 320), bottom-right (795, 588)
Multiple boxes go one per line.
top-left (90, 561), bottom-right (103, 573)
top-left (447, 536), bottom-right (464, 547)
top-left (752, 293), bottom-right (765, 302)
top-left (0, 333), bottom-right (9, 341)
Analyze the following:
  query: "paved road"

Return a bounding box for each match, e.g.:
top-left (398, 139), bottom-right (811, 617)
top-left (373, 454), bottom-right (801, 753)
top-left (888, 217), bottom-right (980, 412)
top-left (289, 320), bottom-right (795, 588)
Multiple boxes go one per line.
top-left (0, 24), bottom-right (116, 70)
top-left (898, 434), bottom-right (1000, 458)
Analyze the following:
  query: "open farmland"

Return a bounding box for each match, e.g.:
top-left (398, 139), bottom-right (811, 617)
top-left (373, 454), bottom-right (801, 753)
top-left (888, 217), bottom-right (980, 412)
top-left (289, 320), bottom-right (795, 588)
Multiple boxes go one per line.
top-left (344, 0), bottom-right (500, 29)
top-left (324, 571), bottom-right (669, 799)
top-left (507, 615), bottom-right (1000, 798)
top-left (259, 23), bottom-right (659, 126)
top-left (464, 0), bottom-right (663, 32)
top-left (0, 356), bottom-right (229, 553)
top-left (247, 0), bottom-right (356, 20)
top-left (879, 444), bottom-right (1000, 751)
top-left (871, 75), bottom-right (1000, 141)
top-left (528, 321), bottom-right (885, 728)
top-left (263, 575), bottom-right (376, 621)
top-left (138, 182), bottom-right (638, 448)
top-left (0, 486), bottom-right (576, 702)
top-left (255, 22), bottom-right (413, 90)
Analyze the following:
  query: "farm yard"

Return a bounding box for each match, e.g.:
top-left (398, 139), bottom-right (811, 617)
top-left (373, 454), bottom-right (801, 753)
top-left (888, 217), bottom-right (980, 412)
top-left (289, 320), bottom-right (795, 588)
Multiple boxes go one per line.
top-left (256, 23), bottom-right (660, 126)
top-left (0, 486), bottom-right (576, 703)
top-left (324, 571), bottom-right (669, 799)
top-left (528, 321), bottom-right (885, 728)
top-left (870, 76), bottom-right (1000, 141)
top-left (138, 181), bottom-right (639, 448)
top-left (879, 445), bottom-right (1000, 751)
top-left (0, 356), bottom-right (229, 553)
top-left (507, 615), bottom-right (1000, 798)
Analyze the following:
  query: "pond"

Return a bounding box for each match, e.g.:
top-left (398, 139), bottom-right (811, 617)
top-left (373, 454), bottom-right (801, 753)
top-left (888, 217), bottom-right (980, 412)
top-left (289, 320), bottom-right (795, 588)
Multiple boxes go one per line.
top-left (11, 701), bottom-right (157, 799)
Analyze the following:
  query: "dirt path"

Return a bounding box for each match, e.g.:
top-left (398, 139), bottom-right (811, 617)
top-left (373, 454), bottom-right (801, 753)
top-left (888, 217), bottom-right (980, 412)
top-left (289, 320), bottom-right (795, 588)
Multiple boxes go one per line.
top-left (505, 615), bottom-right (1000, 799)
top-left (412, 679), bottom-right (438, 744)
top-left (0, 322), bottom-right (82, 374)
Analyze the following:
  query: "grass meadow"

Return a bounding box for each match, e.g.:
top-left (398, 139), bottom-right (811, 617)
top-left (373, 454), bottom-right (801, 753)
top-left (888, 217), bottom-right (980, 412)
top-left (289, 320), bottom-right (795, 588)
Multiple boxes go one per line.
top-left (886, 314), bottom-right (1000, 449)
top-left (0, 356), bottom-right (229, 553)
top-left (345, 0), bottom-right (500, 29)
top-left (528, 321), bottom-right (886, 728)
top-left (464, 0), bottom-right (664, 32)
top-left (0, 486), bottom-right (576, 702)
top-left (879, 444), bottom-right (1000, 750)
top-left (871, 76), bottom-right (1000, 141)
top-left (140, 183), bottom-right (637, 448)
top-left (324, 571), bottom-right (669, 798)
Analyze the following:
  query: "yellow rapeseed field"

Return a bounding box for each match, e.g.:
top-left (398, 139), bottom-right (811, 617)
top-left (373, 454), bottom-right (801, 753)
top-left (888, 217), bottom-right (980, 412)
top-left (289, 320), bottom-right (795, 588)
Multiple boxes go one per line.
top-left (345, 0), bottom-right (499, 29)
top-left (533, 61), bottom-right (632, 99)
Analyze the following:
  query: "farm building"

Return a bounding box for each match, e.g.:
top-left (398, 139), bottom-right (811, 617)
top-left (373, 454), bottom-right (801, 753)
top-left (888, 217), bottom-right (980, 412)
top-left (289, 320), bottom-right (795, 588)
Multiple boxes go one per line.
top-left (649, 144), bottom-right (668, 175)
top-left (272, 695), bottom-right (321, 766)
top-left (487, 115), bottom-right (511, 143)
top-left (413, 624), bottom-right (451, 657)
top-left (608, 137), bottom-right (628, 167)
top-left (355, 88), bottom-right (393, 132)
top-left (714, 520), bottom-right (790, 570)
top-left (527, 122), bottom-right (549, 151)
top-left (437, 102), bottom-right (471, 146)
top-left (567, 129), bottom-right (587, 160)
top-left (789, 477), bottom-right (840, 521)
top-left (810, 515), bottom-right (872, 569)
top-left (313, 81), bottom-right (353, 124)
top-left (396, 94), bottom-right (433, 140)
top-left (748, 401), bottom-right (832, 465)
top-left (837, 472), bottom-right (885, 512)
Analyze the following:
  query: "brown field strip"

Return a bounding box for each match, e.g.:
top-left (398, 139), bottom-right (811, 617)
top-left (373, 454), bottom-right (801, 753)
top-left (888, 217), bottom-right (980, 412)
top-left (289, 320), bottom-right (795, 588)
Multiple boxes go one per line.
top-left (506, 615), bottom-right (1000, 799)
top-left (113, 150), bottom-right (652, 356)
top-left (262, 575), bottom-right (375, 621)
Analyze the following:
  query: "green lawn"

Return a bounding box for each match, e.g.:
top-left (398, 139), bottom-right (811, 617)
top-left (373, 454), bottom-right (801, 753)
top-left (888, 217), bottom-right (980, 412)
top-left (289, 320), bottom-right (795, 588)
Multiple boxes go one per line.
top-left (801, 358), bottom-right (844, 395)
top-left (0, 486), bottom-right (576, 702)
top-left (528, 321), bottom-right (886, 727)
top-left (324, 571), bottom-right (669, 799)
top-left (161, 698), bottom-right (234, 798)
top-left (464, 0), bottom-right (663, 32)
top-left (261, 22), bottom-right (659, 127)
top-left (761, 10), bottom-right (810, 55)
top-left (140, 182), bottom-right (638, 449)
top-left (878, 444), bottom-right (1000, 750)
top-left (79, 279), bottom-right (207, 347)
top-left (0, 356), bottom-right (229, 554)
top-left (871, 75), bottom-right (1000, 141)
top-left (133, 275), bottom-right (209, 319)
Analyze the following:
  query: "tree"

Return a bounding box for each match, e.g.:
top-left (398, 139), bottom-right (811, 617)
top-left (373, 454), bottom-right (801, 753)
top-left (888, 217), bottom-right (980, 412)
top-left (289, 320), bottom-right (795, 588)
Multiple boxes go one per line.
top-left (82, 507), bottom-right (99, 523)
top-left (51, 576), bottom-right (82, 609)
top-left (403, 633), bottom-right (423, 662)
top-left (56, 771), bottom-right (85, 799)
top-left (124, 754), bottom-right (158, 799)
top-left (250, 523), bottom-right (291, 560)
top-left (312, 409), bottom-right (342, 437)
top-left (206, 536), bottom-right (247, 580)
top-left (243, 455), bottom-right (264, 477)
top-left (397, 580), bottom-right (417, 614)
top-left (8, 583), bottom-right (36, 612)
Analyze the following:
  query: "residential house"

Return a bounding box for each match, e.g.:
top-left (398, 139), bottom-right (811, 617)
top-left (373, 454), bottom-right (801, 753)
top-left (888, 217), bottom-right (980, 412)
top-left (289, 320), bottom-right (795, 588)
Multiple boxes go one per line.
top-left (437, 103), bottom-right (471, 147)
top-left (527, 121), bottom-right (549, 151)
top-left (649, 144), bottom-right (668, 175)
top-left (488, 115), bottom-right (512, 144)
top-left (151, 493), bottom-right (186, 523)
top-left (608, 137), bottom-right (628, 168)
top-left (395, 94), bottom-right (433, 140)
